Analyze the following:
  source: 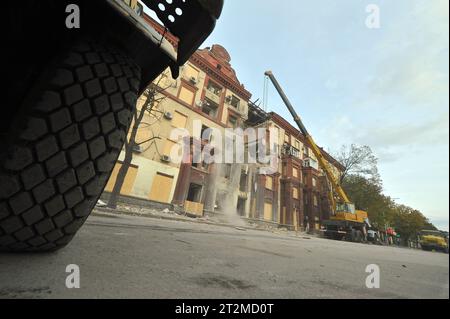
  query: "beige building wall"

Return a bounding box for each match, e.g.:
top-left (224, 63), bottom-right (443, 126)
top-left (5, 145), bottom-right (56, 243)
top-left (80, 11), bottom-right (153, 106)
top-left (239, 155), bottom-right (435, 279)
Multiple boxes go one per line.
top-left (105, 60), bottom-right (250, 206)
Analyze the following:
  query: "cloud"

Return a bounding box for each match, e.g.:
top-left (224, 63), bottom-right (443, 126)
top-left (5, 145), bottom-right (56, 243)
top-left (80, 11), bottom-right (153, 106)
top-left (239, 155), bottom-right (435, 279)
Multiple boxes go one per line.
top-left (367, 0), bottom-right (449, 108)
top-left (357, 116), bottom-right (449, 149)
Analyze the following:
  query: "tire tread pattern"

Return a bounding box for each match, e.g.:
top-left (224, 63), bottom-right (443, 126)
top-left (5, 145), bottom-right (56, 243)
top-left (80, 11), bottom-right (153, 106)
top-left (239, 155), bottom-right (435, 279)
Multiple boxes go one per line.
top-left (0, 40), bottom-right (140, 251)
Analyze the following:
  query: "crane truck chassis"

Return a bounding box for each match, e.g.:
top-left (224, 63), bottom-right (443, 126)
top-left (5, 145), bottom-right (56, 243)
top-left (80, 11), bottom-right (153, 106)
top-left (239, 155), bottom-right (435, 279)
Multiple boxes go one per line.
top-left (322, 217), bottom-right (368, 242)
top-left (2, 0), bottom-right (223, 252)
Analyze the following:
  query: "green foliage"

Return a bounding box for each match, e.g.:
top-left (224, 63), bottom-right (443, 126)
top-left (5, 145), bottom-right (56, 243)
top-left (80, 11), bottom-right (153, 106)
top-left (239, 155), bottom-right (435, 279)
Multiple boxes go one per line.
top-left (342, 174), bottom-right (436, 241)
top-left (336, 144), bottom-right (436, 242)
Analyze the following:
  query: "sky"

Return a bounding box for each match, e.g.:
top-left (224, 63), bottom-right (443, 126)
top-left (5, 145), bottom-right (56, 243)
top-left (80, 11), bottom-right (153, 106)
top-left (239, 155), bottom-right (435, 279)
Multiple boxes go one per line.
top-left (146, 1), bottom-right (449, 230)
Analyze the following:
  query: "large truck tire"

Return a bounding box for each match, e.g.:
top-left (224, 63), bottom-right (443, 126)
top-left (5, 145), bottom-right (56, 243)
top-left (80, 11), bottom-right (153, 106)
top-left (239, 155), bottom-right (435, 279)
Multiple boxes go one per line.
top-left (0, 39), bottom-right (141, 252)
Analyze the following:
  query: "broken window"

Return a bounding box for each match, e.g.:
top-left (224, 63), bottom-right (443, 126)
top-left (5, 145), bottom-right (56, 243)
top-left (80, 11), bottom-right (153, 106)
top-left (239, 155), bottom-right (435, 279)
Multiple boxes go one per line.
top-left (237, 198), bottom-right (246, 216)
top-left (230, 95), bottom-right (240, 109)
top-left (206, 81), bottom-right (222, 96)
top-left (187, 183), bottom-right (202, 203)
top-left (201, 125), bottom-right (212, 141)
top-left (201, 99), bottom-right (219, 118)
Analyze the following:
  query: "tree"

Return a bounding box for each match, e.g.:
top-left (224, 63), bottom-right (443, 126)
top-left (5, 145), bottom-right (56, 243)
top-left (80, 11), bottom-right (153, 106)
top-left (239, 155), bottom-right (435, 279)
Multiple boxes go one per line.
top-left (107, 73), bottom-right (170, 209)
top-left (333, 144), bottom-right (437, 242)
top-left (391, 205), bottom-right (434, 242)
top-left (335, 144), bottom-right (380, 184)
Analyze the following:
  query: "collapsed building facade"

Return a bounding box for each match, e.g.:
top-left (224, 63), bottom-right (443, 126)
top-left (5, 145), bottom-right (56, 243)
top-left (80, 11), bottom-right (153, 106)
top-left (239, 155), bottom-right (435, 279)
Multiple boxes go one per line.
top-left (104, 14), bottom-right (344, 231)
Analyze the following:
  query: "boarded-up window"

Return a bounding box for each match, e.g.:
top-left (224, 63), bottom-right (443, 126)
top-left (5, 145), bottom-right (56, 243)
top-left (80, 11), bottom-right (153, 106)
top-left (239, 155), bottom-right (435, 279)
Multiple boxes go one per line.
top-left (148, 173), bottom-right (174, 203)
top-left (184, 64), bottom-right (199, 81)
top-left (264, 202), bottom-right (273, 221)
top-left (105, 162), bottom-right (138, 196)
top-left (293, 167), bottom-right (298, 178)
top-left (172, 111), bottom-right (187, 128)
top-left (293, 187), bottom-right (299, 199)
top-left (163, 140), bottom-right (177, 158)
top-left (265, 176), bottom-right (273, 190)
top-left (179, 86), bottom-right (195, 105)
top-left (284, 134), bottom-right (290, 143)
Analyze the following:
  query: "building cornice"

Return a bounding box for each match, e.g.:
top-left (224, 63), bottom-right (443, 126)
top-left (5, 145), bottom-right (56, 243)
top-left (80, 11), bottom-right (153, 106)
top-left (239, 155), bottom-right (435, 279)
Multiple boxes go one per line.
top-left (190, 52), bottom-right (252, 101)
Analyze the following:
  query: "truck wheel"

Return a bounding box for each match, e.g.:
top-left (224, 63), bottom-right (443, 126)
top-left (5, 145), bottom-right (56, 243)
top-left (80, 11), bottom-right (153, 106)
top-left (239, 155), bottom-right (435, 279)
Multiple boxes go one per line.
top-left (356, 230), bottom-right (363, 243)
top-left (350, 229), bottom-right (357, 242)
top-left (0, 39), bottom-right (141, 252)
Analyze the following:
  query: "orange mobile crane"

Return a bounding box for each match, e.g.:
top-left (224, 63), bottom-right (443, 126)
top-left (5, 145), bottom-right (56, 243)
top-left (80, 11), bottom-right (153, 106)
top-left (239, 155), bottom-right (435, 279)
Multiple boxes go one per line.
top-left (265, 71), bottom-right (370, 242)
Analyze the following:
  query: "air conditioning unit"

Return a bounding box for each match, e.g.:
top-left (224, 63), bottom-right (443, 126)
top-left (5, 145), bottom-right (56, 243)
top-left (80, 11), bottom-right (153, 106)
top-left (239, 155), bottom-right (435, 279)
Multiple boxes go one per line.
top-left (132, 144), bottom-right (144, 153)
top-left (160, 155), bottom-right (171, 163)
top-left (189, 76), bottom-right (198, 85)
top-left (164, 111), bottom-right (173, 120)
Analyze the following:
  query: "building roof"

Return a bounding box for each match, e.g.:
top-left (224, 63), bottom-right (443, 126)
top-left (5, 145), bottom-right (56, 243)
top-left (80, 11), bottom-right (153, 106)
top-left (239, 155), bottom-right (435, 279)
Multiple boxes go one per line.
top-left (191, 45), bottom-right (252, 101)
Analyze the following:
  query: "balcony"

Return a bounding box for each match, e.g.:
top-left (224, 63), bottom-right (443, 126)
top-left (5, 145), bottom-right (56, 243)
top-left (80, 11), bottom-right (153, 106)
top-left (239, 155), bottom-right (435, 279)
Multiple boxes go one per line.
top-left (281, 143), bottom-right (300, 158)
top-left (303, 157), bottom-right (319, 170)
top-left (204, 88), bottom-right (221, 105)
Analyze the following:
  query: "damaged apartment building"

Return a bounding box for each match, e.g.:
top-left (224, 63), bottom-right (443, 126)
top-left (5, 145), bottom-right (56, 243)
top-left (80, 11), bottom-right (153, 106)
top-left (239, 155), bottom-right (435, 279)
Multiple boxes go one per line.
top-left (105, 38), bottom-right (253, 216)
top-left (104, 13), bottom-right (344, 231)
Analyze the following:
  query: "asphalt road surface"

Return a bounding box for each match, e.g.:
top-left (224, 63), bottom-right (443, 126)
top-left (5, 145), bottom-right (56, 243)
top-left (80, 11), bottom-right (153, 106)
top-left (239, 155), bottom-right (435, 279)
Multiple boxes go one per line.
top-left (0, 213), bottom-right (448, 299)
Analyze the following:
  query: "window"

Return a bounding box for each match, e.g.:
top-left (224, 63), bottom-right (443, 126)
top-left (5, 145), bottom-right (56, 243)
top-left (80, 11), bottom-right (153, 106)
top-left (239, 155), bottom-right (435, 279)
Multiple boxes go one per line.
top-left (293, 167), bottom-right (298, 178)
top-left (313, 195), bottom-right (318, 207)
top-left (293, 187), bottom-right (299, 199)
top-left (201, 125), bottom-right (212, 141)
top-left (230, 95), bottom-right (240, 109)
top-left (201, 100), bottom-right (219, 118)
top-left (303, 147), bottom-right (309, 158)
top-left (187, 183), bottom-right (202, 203)
top-left (228, 115), bottom-right (238, 128)
top-left (264, 202), bottom-right (273, 221)
top-left (294, 139), bottom-right (299, 149)
top-left (206, 81), bottom-right (222, 96)
top-left (179, 86), bottom-right (195, 105)
top-left (265, 176), bottom-right (273, 190)
top-left (284, 134), bottom-right (290, 143)
top-left (312, 177), bottom-right (317, 187)
top-left (148, 173), bottom-right (174, 203)
top-left (172, 111), bottom-right (187, 128)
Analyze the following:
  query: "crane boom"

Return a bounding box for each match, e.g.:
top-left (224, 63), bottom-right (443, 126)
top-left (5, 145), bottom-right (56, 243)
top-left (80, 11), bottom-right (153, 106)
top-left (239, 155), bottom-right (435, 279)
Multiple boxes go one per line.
top-left (264, 71), bottom-right (350, 204)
